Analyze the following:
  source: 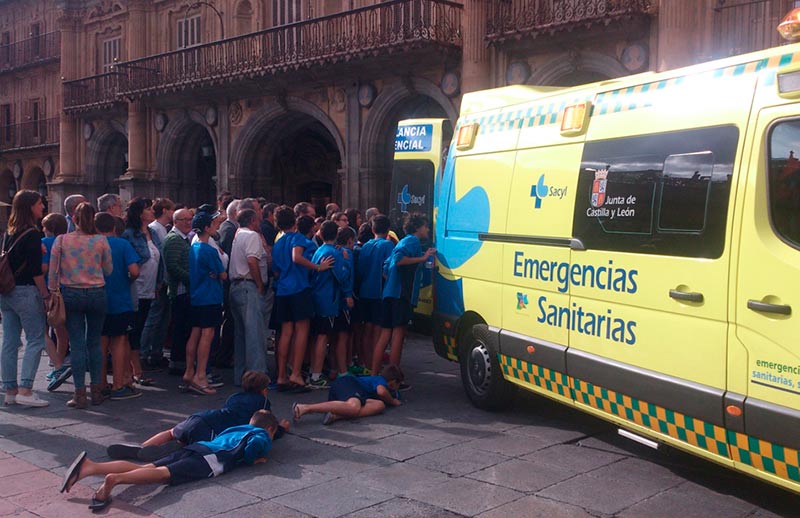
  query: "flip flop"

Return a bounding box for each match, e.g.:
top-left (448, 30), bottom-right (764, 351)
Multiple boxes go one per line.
top-left (276, 383), bottom-right (291, 392)
top-left (188, 383), bottom-right (216, 395)
top-left (322, 412), bottom-right (336, 426)
top-left (292, 402), bottom-right (300, 421)
top-left (60, 450), bottom-right (86, 493)
top-left (89, 495), bottom-right (112, 512)
top-left (286, 383), bottom-right (311, 394)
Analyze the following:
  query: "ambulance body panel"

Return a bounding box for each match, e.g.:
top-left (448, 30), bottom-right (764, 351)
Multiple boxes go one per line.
top-left (431, 42), bottom-right (800, 493)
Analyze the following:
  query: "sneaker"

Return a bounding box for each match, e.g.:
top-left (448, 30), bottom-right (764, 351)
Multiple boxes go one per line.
top-left (47, 366), bottom-right (72, 392)
top-left (107, 443), bottom-right (142, 460)
top-left (109, 386), bottom-right (143, 401)
top-left (45, 369), bottom-right (56, 381)
top-left (398, 382), bottom-right (412, 392)
top-left (309, 378), bottom-right (329, 390)
top-left (3, 393), bottom-right (15, 406)
top-left (16, 393), bottom-right (49, 407)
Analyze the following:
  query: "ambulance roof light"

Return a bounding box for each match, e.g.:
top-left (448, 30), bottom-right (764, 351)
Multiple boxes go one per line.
top-left (778, 7), bottom-right (800, 42)
top-left (456, 123), bottom-right (478, 151)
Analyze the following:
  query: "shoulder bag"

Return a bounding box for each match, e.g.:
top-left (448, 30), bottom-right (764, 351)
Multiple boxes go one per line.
top-left (46, 234), bottom-right (66, 327)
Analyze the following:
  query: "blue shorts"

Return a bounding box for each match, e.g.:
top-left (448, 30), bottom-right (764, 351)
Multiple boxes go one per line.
top-left (172, 415), bottom-right (214, 444)
top-left (328, 375), bottom-right (368, 405)
top-left (154, 448), bottom-right (213, 486)
top-left (275, 288), bottom-right (314, 324)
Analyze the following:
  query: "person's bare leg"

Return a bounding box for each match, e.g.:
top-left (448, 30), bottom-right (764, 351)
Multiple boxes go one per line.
top-left (307, 399), bottom-right (386, 425)
top-left (389, 326), bottom-right (407, 367)
top-left (45, 332), bottom-right (63, 370)
top-left (192, 328), bottom-right (215, 387)
top-left (141, 428), bottom-right (176, 447)
top-left (67, 457), bottom-right (154, 491)
top-left (109, 336), bottom-right (128, 391)
top-left (277, 322), bottom-right (295, 385)
top-left (310, 333), bottom-right (328, 376)
top-left (130, 349), bottom-right (144, 380)
top-left (371, 328), bottom-right (392, 374)
top-left (95, 466), bottom-right (171, 500)
top-left (100, 336), bottom-right (110, 388)
top-left (55, 325), bottom-right (69, 363)
top-left (290, 320), bottom-right (311, 386)
top-left (295, 398), bottom-right (361, 419)
top-left (335, 332), bottom-right (349, 374)
top-left (183, 327), bottom-right (201, 385)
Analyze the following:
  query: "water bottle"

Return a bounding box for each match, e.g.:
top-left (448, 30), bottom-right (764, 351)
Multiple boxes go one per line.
top-left (425, 255), bottom-right (434, 270)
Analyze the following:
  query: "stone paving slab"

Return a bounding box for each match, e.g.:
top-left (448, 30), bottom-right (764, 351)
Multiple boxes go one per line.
top-left (347, 497), bottom-right (465, 518)
top-left (350, 461), bottom-right (451, 496)
top-left (407, 476), bottom-right (524, 516)
top-left (273, 478), bottom-right (394, 518)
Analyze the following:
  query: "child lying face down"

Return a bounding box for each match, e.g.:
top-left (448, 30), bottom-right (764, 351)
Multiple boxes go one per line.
top-left (61, 410), bottom-right (279, 512)
top-left (292, 364), bottom-right (403, 425)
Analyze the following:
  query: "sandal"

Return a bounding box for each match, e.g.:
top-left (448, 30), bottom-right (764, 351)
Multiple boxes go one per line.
top-left (133, 376), bottom-right (155, 387)
top-left (292, 402), bottom-right (301, 421)
top-left (61, 451), bottom-right (87, 493)
top-left (188, 383), bottom-right (216, 395)
top-left (89, 495), bottom-right (112, 512)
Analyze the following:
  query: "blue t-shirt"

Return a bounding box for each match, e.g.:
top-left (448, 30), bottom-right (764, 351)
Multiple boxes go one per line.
top-left (340, 246), bottom-right (354, 303)
top-left (189, 241), bottom-right (225, 307)
top-left (311, 243), bottom-right (348, 317)
top-left (273, 232), bottom-right (312, 296)
top-left (382, 234), bottom-right (423, 304)
top-left (357, 238), bottom-right (394, 300)
top-left (194, 424), bottom-right (272, 467)
top-left (355, 375), bottom-right (389, 398)
top-left (104, 237), bottom-right (140, 315)
top-left (42, 236), bottom-right (55, 285)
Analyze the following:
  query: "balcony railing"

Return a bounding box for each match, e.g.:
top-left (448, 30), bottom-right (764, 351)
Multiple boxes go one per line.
top-left (711, 0), bottom-right (792, 58)
top-left (114, 0), bottom-right (461, 98)
top-left (486, 0), bottom-right (652, 44)
top-left (0, 31), bottom-right (60, 73)
top-left (63, 72), bottom-right (122, 113)
top-left (0, 118), bottom-right (59, 151)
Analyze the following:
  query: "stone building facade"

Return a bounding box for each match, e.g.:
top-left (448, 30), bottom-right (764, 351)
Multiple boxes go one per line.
top-left (0, 0), bottom-right (796, 216)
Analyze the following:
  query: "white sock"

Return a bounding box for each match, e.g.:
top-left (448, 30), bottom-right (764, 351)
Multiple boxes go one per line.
top-left (311, 373), bottom-right (322, 381)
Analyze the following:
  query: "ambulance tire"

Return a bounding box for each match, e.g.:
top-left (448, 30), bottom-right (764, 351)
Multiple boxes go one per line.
top-left (459, 328), bottom-right (516, 411)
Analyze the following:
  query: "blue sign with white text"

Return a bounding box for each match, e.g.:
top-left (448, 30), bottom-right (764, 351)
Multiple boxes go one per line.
top-left (395, 124), bottom-right (433, 152)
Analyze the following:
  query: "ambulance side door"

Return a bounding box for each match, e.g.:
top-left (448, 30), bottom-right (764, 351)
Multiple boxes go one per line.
top-left (731, 107), bottom-right (800, 484)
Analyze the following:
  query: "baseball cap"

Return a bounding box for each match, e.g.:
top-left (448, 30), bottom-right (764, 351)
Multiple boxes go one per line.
top-left (197, 203), bottom-right (221, 219)
top-left (192, 211), bottom-right (215, 232)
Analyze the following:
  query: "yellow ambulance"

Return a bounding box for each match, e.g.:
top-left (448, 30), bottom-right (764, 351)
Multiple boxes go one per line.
top-left (431, 42), bottom-right (800, 493)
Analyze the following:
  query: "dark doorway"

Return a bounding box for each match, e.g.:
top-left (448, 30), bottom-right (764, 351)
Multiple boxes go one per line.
top-left (99, 131), bottom-right (127, 195)
top-left (175, 123), bottom-right (217, 207)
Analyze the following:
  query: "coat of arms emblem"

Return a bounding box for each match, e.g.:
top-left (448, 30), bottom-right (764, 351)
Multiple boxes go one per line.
top-left (591, 169), bottom-right (608, 208)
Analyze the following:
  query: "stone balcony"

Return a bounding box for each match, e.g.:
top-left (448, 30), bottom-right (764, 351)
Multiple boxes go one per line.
top-left (0, 118), bottom-right (59, 151)
top-left (0, 31), bottom-right (60, 73)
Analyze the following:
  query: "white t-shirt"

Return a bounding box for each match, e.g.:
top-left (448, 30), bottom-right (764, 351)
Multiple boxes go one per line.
top-left (148, 220), bottom-right (168, 243)
top-left (136, 239), bottom-right (160, 300)
top-left (192, 234), bottom-right (229, 271)
top-left (229, 227), bottom-right (268, 282)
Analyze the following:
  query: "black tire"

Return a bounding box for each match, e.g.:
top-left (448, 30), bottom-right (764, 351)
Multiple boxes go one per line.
top-left (459, 326), bottom-right (517, 411)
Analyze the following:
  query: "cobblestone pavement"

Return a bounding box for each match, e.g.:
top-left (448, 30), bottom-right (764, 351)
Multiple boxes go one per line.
top-left (0, 333), bottom-right (797, 517)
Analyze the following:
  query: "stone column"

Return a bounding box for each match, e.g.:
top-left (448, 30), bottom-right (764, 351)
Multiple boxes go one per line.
top-left (655, 0), bottom-right (709, 71)
top-left (343, 84), bottom-right (360, 208)
top-left (461, 0), bottom-right (491, 93)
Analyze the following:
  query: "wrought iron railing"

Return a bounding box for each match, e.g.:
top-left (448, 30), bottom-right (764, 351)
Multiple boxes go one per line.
top-left (0, 118), bottom-right (59, 151)
top-left (63, 72), bottom-right (122, 113)
top-left (0, 31), bottom-right (60, 72)
top-left (486, 0), bottom-right (652, 43)
top-left (114, 0), bottom-right (461, 98)
top-left (711, 0), bottom-right (792, 58)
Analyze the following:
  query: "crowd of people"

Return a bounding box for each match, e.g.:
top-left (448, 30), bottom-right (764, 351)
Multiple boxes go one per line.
top-left (0, 189), bottom-right (434, 411)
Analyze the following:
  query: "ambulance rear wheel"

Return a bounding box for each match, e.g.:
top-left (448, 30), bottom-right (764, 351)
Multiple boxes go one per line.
top-left (459, 333), bottom-right (516, 411)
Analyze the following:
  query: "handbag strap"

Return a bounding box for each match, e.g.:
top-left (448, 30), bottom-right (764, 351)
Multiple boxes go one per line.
top-left (1, 227), bottom-right (35, 256)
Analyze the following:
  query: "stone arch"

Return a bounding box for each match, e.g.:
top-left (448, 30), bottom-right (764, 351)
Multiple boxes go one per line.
top-left (234, 0), bottom-right (254, 35)
top-left (0, 169), bottom-right (15, 228)
top-left (527, 51), bottom-right (629, 87)
top-left (156, 110), bottom-right (219, 206)
top-left (21, 166), bottom-right (47, 198)
top-left (85, 120), bottom-right (128, 199)
top-left (358, 76), bottom-right (456, 209)
top-left (230, 97), bottom-right (345, 205)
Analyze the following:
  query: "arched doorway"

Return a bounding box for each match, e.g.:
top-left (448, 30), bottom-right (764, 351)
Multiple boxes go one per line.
top-left (360, 78), bottom-right (456, 210)
top-left (231, 99), bottom-right (344, 215)
top-left (234, 0), bottom-right (254, 35)
top-left (158, 114), bottom-right (218, 208)
top-left (527, 51), bottom-right (627, 86)
top-left (0, 169), bottom-right (15, 229)
top-left (21, 166), bottom-right (47, 212)
top-left (85, 125), bottom-right (128, 198)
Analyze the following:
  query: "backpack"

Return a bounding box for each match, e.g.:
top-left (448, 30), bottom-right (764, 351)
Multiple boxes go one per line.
top-left (0, 228), bottom-right (36, 295)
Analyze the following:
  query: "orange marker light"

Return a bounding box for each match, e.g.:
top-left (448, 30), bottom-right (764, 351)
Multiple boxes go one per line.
top-left (526, 345), bottom-right (536, 354)
top-left (726, 405), bottom-right (743, 417)
top-left (778, 8), bottom-right (800, 41)
top-left (455, 123), bottom-right (478, 150)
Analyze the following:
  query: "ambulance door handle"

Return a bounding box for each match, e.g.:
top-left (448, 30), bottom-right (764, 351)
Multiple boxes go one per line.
top-left (669, 289), bottom-right (704, 303)
top-left (747, 300), bottom-right (792, 316)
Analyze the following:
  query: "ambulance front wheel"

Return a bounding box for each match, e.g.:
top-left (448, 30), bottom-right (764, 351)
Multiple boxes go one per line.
top-left (459, 331), bottom-right (516, 411)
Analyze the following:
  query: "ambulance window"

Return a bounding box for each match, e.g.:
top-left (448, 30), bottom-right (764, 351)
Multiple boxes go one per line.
top-left (658, 152), bottom-right (713, 233)
top-left (768, 120), bottom-right (800, 248)
top-left (574, 125), bottom-right (738, 258)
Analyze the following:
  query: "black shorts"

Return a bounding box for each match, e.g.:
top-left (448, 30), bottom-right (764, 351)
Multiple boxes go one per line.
top-left (380, 298), bottom-right (412, 329)
top-left (154, 448), bottom-right (213, 486)
top-left (102, 312), bottom-right (135, 338)
top-left (189, 304), bottom-right (223, 329)
top-left (312, 311), bottom-right (352, 336)
top-left (275, 288), bottom-right (314, 324)
top-left (328, 375), bottom-right (367, 405)
top-left (360, 298), bottom-right (382, 325)
top-left (172, 415), bottom-right (214, 445)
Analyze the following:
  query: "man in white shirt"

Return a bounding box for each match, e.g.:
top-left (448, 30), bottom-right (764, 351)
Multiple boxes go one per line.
top-left (228, 208), bottom-right (271, 384)
top-left (140, 198), bottom-right (175, 369)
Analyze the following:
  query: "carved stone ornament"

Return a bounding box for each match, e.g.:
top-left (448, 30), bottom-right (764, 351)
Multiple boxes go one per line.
top-left (229, 102), bottom-right (243, 125)
top-left (43, 157), bottom-right (54, 179)
top-left (88, 1), bottom-right (124, 19)
top-left (83, 122), bottom-right (94, 141)
top-left (621, 43), bottom-right (648, 72)
top-left (155, 113), bottom-right (168, 132)
top-left (440, 72), bottom-right (460, 97)
top-left (12, 161), bottom-right (21, 181)
top-left (205, 105), bottom-right (218, 127)
top-left (506, 61), bottom-right (531, 85)
top-left (357, 83), bottom-right (376, 108)
top-left (331, 88), bottom-right (346, 112)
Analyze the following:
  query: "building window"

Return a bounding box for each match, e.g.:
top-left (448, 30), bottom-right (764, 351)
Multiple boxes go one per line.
top-left (101, 36), bottom-right (121, 74)
top-left (177, 14), bottom-right (202, 49)
top-left (31, 99), bottom-right (41, 138)
top-left (1, 104), bottom-right (12, 143)
top-left (0, 32), bottom-right (10, 64)
top-left (30, 23), bottom-right (41, 57)
top-left (272, 0), bottom-right (304, 26)
top-left (768, 119), bottom-right (800, 248)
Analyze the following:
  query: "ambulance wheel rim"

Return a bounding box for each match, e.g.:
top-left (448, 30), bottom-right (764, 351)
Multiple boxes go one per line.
top-left (468, 342), bottom-right (492, 395)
